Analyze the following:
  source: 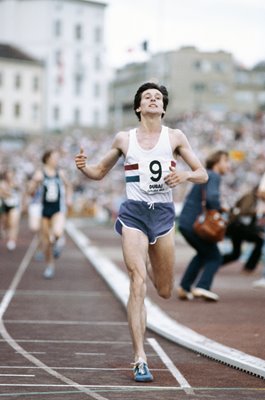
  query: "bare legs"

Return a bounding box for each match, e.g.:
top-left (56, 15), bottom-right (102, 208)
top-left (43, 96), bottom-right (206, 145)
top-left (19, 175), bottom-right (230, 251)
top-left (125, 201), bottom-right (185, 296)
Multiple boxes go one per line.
top-left (41, 212), bottom-right (65, 277)
top-left (4, 208), bottom-right (20, 250)
top-left (122, 226), bottom-right (175, 362)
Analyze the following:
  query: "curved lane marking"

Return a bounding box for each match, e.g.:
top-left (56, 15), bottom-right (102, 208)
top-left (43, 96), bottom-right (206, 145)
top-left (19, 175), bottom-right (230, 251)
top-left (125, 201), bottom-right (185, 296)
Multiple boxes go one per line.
top-left (0, 235), bottom-right (108, 400)
top-left (66, 220), bottom-right (265, 379)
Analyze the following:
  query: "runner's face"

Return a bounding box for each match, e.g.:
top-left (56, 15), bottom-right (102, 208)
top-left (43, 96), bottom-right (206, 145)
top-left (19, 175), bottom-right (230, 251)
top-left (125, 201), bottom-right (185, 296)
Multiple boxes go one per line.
top-left (47, 151), bottom-right (59, 168)
top-left (217, 155), bottom-right (230, 175)
top-left (139, 89), bottom-right (164, 117)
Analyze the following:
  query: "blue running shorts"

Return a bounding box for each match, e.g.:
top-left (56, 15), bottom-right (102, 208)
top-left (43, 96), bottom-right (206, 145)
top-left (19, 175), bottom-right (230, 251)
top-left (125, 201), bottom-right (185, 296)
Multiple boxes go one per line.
top-left (115, 199), bottom-right (175, 244)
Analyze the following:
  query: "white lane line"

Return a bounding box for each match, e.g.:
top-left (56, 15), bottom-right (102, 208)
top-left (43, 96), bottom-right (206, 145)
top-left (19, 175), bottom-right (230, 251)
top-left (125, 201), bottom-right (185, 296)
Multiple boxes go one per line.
top-left (0, 366), bottom-right (167, 371)
top-left (0, 236), bottom-right (108, 400)
top-left (4, 320), bottom-right (127, 326)
top-left (66, 221), bottom-right (265, 378)
top-left (8, 290), bottom-right (109, 297)
top-left (0, 384), bottom-right (181, 390)
top-left (0, 339), bottom-right (131, 344)
top-left (148, 338), bottom-right (194, 395)
top-left (0, 236), bottom-right (38, 320)
top-left (15, 352), bottom-right (46, 355)
top-left (75, 353), bottom-right (106, 356)
top-left (0, 374), bottom-right (35, 377)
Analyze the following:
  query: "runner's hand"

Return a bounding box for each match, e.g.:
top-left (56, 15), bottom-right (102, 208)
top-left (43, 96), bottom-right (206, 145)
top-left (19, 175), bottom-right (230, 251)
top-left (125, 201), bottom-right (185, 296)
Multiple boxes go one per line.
top-left (164, 166), bottom-right (191, 187)
top-left (75, 148), bottom-right (87, 170)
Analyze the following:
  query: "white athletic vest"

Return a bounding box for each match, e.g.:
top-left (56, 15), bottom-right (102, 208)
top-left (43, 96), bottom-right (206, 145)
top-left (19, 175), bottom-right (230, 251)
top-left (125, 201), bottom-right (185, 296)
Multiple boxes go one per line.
top-left (124, 126), bottom-right (176, 202)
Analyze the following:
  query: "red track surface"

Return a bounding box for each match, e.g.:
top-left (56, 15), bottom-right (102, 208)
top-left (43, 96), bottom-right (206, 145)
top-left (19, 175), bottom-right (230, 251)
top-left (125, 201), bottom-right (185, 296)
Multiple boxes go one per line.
top-left (0, 217), bottom-right (264, 399)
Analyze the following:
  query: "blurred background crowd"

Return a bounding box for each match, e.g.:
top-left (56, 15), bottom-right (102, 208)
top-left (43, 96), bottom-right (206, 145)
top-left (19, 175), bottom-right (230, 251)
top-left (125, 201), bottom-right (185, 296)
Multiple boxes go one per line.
top-left (0, 110), bottom-right (264, 226)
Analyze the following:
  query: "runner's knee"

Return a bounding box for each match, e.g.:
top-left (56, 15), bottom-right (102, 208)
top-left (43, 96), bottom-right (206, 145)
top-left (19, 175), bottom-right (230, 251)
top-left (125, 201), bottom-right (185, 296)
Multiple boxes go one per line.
top-left (157, 284), bottom-right (172, 299)
top-left (130, 272), bottom-right (146, 298)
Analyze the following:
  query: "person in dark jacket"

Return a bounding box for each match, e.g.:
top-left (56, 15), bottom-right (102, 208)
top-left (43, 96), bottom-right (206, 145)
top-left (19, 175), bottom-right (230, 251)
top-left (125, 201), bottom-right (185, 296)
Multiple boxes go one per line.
top-left (177, 150), bottom-right (230, 301)
top-left (222, 186), bottom-right (264, 273)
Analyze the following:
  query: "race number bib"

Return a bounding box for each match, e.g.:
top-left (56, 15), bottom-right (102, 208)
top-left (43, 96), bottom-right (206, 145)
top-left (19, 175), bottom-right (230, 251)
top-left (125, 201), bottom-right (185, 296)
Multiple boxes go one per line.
top-left (139, 159), bottom-right (172, 194)
top-left (4, 193), bottom-right (19, 207)
top-left (46, 181), bottom-right (59, 202)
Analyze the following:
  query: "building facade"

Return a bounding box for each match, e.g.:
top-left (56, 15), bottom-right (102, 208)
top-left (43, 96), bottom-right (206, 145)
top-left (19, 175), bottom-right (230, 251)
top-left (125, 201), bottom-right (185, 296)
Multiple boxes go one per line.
top-left (109, 46), bottom-right (265, 130)
top-left (0, 44), bottom-right (44, 134)
top-left (234, 62), bottom-right (265, 114)
top-left (0, 0), bottom-right (108, 133)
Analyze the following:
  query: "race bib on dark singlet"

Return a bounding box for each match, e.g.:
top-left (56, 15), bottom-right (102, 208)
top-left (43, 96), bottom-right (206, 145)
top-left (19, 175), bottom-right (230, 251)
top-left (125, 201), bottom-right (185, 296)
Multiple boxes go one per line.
top-left (45, 180), bottom-right (59, 202)
top-left (4, 192), bottom-right (19, 207)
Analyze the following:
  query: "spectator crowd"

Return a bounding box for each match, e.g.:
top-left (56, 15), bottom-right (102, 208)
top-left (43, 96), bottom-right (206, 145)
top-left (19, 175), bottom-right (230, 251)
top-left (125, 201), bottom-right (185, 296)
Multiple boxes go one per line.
top-left (0, 111), bottom-right (265, 286)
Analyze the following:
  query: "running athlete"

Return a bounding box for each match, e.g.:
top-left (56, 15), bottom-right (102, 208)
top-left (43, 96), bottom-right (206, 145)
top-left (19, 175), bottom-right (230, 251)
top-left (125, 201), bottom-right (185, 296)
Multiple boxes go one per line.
top-left (29, 150), bottom-right (72, 279)
top-left (0, 169), bottom-right (21, 250)
top-left (75, 82), bottom-right (208, 382)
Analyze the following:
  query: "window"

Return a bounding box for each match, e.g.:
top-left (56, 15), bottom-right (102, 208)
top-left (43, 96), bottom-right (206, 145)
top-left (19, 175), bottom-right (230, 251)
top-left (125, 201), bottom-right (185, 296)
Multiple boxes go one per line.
top-left (122, 103), bottom-right (133, 112)
top-left (252, 73), bottom-right (265, 85)
top-left (212, 82), bottom-right (227, 96)
top-left (14, 103), bottom-right (21, 118)
top-left (75, 51), bottom-right (82, 64)
top-left (55, 50), bottom-right (62, 65)
top-left (257, 92), bottom-right (265, 103)
top-left (201, 60), bottom-right (211, 73)
top-left (94, 82), bottom-right (100, 97)
top-left (93, 109), bottom-right (99, 125)
top-left (15, 74), bottom-right (21, 89)
top-left (193, 82), bottom-right (206, 92)
top-left (235, 91), bottom-right (253, 103)
top-left (53, 106), bottom-right (60, 121)
top-left (94, 27), bottom-right (102, 43)
top-left (215, 62), bottom-right (227, 73)
top-left (94, 55), bottom-right (101, 70)
top-left (32, 103), bottom-right (39, 121)
top-left (74, 73), bottom-right (82, 95)
top-left (54, 20), bottom-right (62, 37)
top-left (236, 71), bottom-right (249, 84)
top-left (56, 74), bottom-right (64, 89)
top-left (55, 1), bottom-right (63, 11)
top-left (74, 108), bottom-right (80, 125)
top-left (75, 24), bottom-right (82, 40)
top-left (33, 76), bottom-right (39, 92)
top-left (193, 60), bottom-right (201, 70)
top-left (194, 60), bottom-right (211, 73)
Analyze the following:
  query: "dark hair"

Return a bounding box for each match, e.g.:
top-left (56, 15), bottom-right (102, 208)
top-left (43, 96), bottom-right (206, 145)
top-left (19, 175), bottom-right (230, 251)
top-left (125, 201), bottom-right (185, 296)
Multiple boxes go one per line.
top-left (133, 82), bottom-right (169, 121)
top-left (42, 150), bottom-right (54, 164)
top-left (205, 150), bottom-right (229, 170)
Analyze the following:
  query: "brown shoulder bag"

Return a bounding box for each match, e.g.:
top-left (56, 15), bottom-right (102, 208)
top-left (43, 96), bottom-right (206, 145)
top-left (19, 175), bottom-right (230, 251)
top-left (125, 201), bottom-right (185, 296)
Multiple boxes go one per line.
top-left (193, 187), bottom-right (227, 243)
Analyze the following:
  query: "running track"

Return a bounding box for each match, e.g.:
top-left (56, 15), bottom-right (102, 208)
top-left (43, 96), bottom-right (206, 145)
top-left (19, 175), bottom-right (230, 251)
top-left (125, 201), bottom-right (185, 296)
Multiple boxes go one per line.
top-left (0, 217), bottom-right (264, 399)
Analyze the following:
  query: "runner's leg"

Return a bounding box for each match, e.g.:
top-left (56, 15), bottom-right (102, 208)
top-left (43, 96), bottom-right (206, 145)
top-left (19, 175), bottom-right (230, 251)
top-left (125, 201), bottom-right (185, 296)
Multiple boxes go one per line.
top-left (121, 226), bottom-right (149, 362)
top-left (148, 228), bottom-right (175, 299)
top-left (41, 217), bottom-right (53, 265)
top-left (51, 212), bottom-right (65, 240)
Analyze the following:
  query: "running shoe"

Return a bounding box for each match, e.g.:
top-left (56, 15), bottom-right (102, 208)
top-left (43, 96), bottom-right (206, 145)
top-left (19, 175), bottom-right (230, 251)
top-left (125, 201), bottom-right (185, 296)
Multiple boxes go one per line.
top-left (34, 250), bottom-right (44, 261)
top-left (53, 236), bottom-right (65, 259)
top-left (252, 277), bottom-right (265, 288)
top-left (7, 240), bottom-right (16, 251)
top-left (177, 286), bottom-right (194, 300)
top-left (133, 358), bottom-right (153, 382)
top-left (43, 265), bottom-right (55, 279)
top-left (192, 287), bottom-right (219, 301)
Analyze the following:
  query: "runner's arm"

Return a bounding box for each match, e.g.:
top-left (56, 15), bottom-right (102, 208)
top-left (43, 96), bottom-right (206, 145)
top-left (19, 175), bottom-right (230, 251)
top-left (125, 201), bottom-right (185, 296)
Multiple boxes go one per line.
top-left (164, 130), bottom-right (208, 187)
top-left (75, 134), bottom-right (123, 180)
top-left (60, 170), bottom-right (73, 207)
top-left (27, 170), bottom-right (43, 196)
